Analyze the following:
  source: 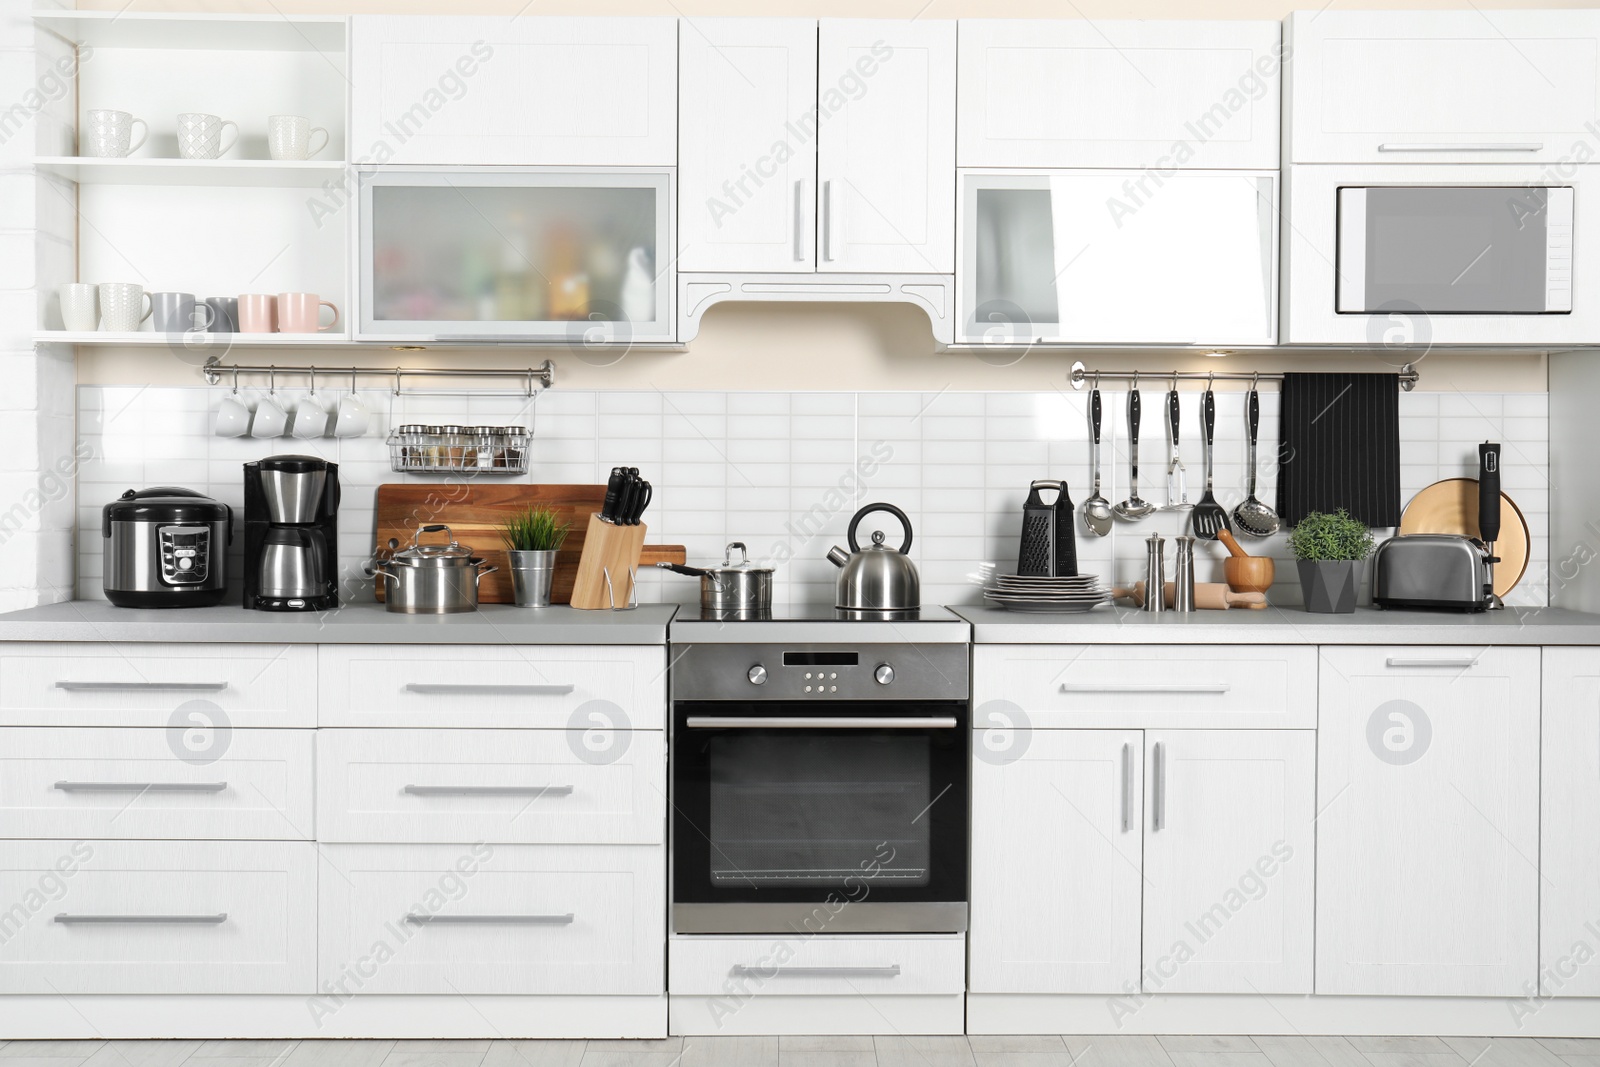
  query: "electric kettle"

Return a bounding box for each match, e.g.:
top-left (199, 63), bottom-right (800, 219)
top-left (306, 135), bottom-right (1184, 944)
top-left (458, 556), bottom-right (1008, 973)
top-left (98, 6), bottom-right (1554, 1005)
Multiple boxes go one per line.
top-left (826, 503), bottom-right (921, 612)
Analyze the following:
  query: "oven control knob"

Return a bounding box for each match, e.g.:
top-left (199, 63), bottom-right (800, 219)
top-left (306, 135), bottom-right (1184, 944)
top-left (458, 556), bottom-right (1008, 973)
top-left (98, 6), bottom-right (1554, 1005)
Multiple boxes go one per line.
top-left (747, 665), bottom-right (768, 686)
top-left (874, 663), bottom-right (895, 686)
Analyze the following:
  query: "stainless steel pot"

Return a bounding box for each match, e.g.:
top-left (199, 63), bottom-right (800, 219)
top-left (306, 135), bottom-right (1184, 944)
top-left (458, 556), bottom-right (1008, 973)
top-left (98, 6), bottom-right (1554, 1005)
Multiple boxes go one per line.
top-left (657, 541), bottom-right (773, 613)
top-left (373, 523), bottom-right (497, 614)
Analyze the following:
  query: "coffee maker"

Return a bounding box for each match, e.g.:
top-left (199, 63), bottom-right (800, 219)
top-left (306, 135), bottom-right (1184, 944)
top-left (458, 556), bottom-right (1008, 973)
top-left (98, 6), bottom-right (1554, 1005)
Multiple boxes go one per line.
top-left (243, 455), bottom-right (339, 611)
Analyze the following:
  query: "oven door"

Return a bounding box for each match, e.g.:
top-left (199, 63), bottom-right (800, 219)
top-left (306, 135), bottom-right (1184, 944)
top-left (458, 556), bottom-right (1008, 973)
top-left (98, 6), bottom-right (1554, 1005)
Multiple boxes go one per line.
top-left (671, 701), bottom-right (969, 934)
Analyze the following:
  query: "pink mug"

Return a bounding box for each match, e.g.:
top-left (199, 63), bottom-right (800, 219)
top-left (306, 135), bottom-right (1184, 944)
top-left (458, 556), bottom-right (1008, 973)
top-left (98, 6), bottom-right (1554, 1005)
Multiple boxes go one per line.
top-left (277, 292), bottom-right (339, 333)
top-left (238, 294), bottom-right (276, 333)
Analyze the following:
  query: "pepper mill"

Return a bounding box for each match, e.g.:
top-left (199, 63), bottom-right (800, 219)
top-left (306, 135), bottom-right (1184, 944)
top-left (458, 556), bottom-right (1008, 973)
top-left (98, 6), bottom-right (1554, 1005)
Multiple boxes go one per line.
top-left (1142, 534), bottom-right (1166, 613)
top-left (1173, 535), bottom-right (1197, 613)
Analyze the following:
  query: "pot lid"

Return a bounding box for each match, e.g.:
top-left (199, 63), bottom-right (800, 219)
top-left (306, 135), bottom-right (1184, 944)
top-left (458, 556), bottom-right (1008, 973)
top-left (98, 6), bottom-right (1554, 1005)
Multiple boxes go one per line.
top-left (390, 524), bottom-right (476, 566)
top-left (257, 455), bottom-right (329, 473)
top-left (104, 486), bottom-right (230, 525)
top-left (717, 541), bottom-right (774, 574)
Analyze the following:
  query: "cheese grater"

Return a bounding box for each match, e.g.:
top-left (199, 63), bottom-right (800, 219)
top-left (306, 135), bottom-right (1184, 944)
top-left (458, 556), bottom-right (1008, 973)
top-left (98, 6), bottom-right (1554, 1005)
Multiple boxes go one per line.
top-left (1017, 479), bottom-right (1078, 577)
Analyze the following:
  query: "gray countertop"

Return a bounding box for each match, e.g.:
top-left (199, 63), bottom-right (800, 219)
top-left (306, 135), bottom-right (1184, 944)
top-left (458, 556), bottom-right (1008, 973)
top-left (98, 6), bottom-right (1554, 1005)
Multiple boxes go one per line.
top-left (0, 600), bottom-right (679, 645)
top-left (949, 604), bottom-right (1600, 645)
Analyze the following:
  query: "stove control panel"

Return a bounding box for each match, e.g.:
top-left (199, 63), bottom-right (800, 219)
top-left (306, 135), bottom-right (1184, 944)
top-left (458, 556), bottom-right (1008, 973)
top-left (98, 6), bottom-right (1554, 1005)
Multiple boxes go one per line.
top-left (674, 643), bottom-right (967, 702)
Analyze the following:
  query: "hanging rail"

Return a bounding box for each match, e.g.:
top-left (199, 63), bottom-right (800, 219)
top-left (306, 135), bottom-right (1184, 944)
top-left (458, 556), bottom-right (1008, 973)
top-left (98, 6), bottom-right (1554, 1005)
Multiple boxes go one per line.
top-left (1068, 360), bottom-right (1419, 392)
top-left (201, 357), bottom-right (556, 396)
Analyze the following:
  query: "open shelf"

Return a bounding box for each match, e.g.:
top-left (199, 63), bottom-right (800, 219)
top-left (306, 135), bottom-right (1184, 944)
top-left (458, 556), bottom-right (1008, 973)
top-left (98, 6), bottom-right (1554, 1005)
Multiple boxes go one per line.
top-left (36, 331), bottom-right (354, 348)
top-left (35, 157), bottom-right (347, 188)
top-left (32, 10), bottom-right (346, 52)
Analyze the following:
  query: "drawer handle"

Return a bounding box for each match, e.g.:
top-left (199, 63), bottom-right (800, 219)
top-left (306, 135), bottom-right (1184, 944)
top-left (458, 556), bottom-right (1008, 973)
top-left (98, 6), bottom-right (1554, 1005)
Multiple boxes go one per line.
top-left (55, 913), bottom-right (227, 925)
top-left (402, 785), bottom-right (573, 797)
top-left (729, 964), bottom-right (901, 979)
top-left (686, 716), bottom-right (957, 730)
top-left (1059, 683), bottom-right (1230, 694)
top-left (1385, 657), bottom-right (1477, 669)
top-left (402, 683), bottom-right (576, 696)
top-left (55, 681), bottom-right (229, 692)
top-left (1378, 142), bottom-right (1543, 152)
top-left (404, 913), bottom-right (574, 925)
top-left (54, 781), bottom-right (227, 793)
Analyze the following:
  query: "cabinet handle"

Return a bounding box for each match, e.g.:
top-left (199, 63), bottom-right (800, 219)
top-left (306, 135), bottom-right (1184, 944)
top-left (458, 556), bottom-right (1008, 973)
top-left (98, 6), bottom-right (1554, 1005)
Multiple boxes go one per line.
top-left (55, 913), bottom-right (227, 925)
top-left (402, 784), bottom-right (573, 797)
top-left (1060, 683), bottom-right (1229, 694)
top-left (404, 913), bottom-right (573, 925)
top-left (54, 781), bottom-right (227, 793)
top-left (686, 716), bottom-right (956, 730)
top-left (1378, 142), bottom-right (1543, 153)
top-left (793, 179), bottom-right (806, 262)
top-left (729, 964), bottom-right (900, 979)
top-left (822, 180), bottom-right (834, 262)
top-left (1120, 742), bottom-right (1131, 833)
top-left (402, 683), bottom-right (574, 696)
top-left (55, 681), bottom-right (228, 692)
top-left (1384, 657), bottom-right (1477, 669)
top-left (1152, 741), bottom-right (1165, 832)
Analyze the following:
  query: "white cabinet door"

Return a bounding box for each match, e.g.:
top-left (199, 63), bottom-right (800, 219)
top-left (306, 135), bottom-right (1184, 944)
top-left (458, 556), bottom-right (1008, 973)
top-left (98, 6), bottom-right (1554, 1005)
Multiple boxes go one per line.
top-left (1287, 10), bottom-right (1600, 165)
top-left (1316, 646), bottom-right (1540, 995)
top-left (1143, 730), bottom-right (1315, 994)
top-left (958, 20), bottom-right (1282, 170)
top-left (969, 729), bottom-right (1142, 993)
top-left (678, 19), bottom-right (817, 272)
top-left (816, 20), bottom-right (955, 274)
top-left (1542, 648), bottom-right (1600, 996)
top-left (350, 16), bottom-right (677, 166)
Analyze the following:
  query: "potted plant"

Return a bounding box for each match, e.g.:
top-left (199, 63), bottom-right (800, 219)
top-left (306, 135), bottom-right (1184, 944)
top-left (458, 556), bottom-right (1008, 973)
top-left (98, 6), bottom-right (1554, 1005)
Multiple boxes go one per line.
top-left (1288, 509), bottom-right (1375, 614)
top-left (500, 507), bottom-right (572, 608)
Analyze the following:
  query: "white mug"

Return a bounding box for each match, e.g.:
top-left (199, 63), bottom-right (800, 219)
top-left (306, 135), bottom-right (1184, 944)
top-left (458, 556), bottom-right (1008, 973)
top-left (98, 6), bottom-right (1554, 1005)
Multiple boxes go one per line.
top-left (82, 110), bottom-right (147, 158)
top-left (97, 282), bottom-right (152, 332)
top-left (58, 283), bottom-right (97, 331)
top-left (251, 392), bottom-right (288, 438)
top-left (291, 394), bottom-right (329, 439)
top-left (215, 393), bottom-right (252, 438)
top-left (176, 113), bottom-right (239, 160)
top-left (334, 392), bottom-right (370, 438)
top-left (267, 115), bottom-right (330, 161)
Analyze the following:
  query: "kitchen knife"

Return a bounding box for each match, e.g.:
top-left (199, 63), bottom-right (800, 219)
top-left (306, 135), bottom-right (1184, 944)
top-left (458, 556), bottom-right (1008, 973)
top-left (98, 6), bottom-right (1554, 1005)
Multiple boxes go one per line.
top-left (614, 468), bottom-right (640, 525)
top-left (600, 467), bottom-right (628, 524)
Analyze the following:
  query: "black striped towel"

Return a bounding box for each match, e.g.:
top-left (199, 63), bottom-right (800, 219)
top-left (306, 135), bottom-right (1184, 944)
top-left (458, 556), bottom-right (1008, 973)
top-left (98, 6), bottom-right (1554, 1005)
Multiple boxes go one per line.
top-left (1276, 372), bottom-right (1401, 527)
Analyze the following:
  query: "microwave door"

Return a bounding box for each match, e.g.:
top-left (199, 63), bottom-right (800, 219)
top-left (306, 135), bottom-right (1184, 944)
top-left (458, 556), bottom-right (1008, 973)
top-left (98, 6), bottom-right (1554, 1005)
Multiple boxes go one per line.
top-left (1337, 186), bottom-right (1573, 314)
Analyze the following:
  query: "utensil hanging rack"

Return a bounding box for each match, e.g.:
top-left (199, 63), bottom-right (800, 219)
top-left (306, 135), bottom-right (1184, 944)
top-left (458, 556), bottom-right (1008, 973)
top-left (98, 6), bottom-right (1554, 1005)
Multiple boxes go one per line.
top-left (201, 357), bottom-right (556, 397)
top-left (1068, 360), bottom-right (1419, 392)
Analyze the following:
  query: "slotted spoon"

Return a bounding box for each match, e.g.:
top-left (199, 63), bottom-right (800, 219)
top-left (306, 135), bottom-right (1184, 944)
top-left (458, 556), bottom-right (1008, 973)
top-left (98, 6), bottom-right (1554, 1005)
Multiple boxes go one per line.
top-left (1190, 385), bottom-right (1231, 541)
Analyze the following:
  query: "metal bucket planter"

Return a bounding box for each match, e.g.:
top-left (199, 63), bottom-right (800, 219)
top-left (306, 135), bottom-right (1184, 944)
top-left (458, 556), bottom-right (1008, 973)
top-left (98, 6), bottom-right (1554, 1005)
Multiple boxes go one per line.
top-left (509, 549), bottom-right (559, 607)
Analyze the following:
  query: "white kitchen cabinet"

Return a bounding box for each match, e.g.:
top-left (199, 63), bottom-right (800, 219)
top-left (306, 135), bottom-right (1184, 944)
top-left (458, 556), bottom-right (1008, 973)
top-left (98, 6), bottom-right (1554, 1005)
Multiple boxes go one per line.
top-left (958, 20), bottom-right (1282, 170)
top-left (350, 16), bottom-right (677, 166)
top-left (1316, 646), bottom-right (1540, 996)
top-left (1286, 10), bottom-right (1600, 165)
top-left (816, 19), bottom-right (955, 274)
top-left (969, 729), bottom-right (1143, 994)
top-left (678, 19), bottom-right (817, 273)
top-left (1142, 730), bottom-right (1315, 994)
top-left (1542, 648), bottom-right (1600, 996)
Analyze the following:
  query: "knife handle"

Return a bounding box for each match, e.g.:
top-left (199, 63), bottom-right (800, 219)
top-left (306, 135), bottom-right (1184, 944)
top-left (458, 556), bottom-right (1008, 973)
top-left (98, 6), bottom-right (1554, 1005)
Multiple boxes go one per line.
top-left (600, 467), bottom-right (627, 523)
top-left (1478, 442), bottom-right (1501, 544)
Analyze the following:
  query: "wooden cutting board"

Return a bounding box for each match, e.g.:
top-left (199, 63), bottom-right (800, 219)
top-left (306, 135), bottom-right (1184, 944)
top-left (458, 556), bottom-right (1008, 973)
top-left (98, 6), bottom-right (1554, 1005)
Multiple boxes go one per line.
top-left (1399, 477), bottom-right (1530, 599)
top-left (373, 483), bottom-right (685, 605)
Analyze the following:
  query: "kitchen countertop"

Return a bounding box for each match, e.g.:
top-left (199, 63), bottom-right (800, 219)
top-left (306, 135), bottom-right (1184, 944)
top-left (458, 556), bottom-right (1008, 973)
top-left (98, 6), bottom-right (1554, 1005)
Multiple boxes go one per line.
top-left (950, 604), bottom-right (1600, 645)
top-left (0, 600), bottom-right (680, 644)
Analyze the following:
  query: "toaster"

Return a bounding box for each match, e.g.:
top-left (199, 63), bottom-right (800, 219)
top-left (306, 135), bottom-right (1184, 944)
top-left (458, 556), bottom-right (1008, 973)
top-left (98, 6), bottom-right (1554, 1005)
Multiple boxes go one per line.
top-left (1372, 534), bottom-right (1492, 612)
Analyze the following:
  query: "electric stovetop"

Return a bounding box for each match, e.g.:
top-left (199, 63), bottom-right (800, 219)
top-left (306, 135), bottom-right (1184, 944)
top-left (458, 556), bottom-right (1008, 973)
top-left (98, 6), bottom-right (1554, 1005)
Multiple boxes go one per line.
top-left (667, 603), bottom-right (970, 644)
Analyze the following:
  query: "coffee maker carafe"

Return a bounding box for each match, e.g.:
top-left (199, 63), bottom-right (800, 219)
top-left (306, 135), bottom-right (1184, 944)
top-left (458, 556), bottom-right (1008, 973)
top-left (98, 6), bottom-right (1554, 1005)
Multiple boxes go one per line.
top-left (243, 455), bottom-right (339, 611)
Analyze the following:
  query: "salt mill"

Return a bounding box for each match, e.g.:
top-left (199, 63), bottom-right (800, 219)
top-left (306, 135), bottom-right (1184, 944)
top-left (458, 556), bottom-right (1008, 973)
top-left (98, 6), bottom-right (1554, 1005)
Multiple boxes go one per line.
top-left (1174, 535), bottom-right (1197, 613)
top-left (1142, 534), bottom-right (1166, 613)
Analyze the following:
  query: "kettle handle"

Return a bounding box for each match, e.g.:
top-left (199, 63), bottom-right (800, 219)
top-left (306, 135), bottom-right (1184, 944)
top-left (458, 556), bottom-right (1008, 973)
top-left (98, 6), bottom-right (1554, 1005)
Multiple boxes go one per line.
top-left (847, 503), bottom-right (913, 554)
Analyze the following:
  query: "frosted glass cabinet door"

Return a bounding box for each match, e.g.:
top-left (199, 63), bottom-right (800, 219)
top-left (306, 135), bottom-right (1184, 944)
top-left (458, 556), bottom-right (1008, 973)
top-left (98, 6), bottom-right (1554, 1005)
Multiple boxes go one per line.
top-left (358, 168), bottom-right (673, 342)
top-left (957, 170), bottom-right (1277, 345)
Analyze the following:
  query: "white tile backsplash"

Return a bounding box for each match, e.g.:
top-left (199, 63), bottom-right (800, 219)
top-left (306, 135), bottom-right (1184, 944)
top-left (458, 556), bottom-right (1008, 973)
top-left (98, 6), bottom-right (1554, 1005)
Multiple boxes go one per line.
top-left (71, 386), bottom-right (1553, 610)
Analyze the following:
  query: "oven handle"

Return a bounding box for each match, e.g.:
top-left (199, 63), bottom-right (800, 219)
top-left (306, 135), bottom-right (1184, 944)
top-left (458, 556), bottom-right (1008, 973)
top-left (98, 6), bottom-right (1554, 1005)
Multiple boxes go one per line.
top-left (684, 716), bottom-right (958, 730)
top-left (730, 964), bottom-right (901, 979)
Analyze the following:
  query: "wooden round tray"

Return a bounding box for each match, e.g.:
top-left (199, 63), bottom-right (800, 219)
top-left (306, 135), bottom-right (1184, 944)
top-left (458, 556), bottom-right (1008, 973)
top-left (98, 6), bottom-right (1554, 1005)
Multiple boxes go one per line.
top-left (1398, 478), bottom-right (1529, 598)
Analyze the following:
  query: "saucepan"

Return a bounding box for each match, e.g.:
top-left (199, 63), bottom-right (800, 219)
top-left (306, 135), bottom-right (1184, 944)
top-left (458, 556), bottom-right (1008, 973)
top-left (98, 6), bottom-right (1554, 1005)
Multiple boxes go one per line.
top-left (658, 541), bottom-right (773, 614)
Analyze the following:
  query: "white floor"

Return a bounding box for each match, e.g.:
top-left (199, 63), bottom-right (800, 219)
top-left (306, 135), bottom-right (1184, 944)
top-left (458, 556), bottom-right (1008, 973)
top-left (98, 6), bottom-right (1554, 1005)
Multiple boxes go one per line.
top-left (0, 1037), bottom-right (1593, 1067)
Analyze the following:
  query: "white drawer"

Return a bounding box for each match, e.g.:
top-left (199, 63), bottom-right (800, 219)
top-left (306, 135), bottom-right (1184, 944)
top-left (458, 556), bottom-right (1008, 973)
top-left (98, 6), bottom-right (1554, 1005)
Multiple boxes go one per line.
top-left (974, 645), bottom-right (1316, 728)
top-left (0, 728), bottom-right (314, 840)
top-left (0, 644), bottom-right (316, 727)
top-left (318, 843), bottom-right (664, 995)
top-left (317, 728), bottom-right (665, 845)
top-left (669, 935), bottom-right (965, 996)
top-left (0, 840), bottom-right (315, 993)
top-left (318, 645), bottom-right (665, 729)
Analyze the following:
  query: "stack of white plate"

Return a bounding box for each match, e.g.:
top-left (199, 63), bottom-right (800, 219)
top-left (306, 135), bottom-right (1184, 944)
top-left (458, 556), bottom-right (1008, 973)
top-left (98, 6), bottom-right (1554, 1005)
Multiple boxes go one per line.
top-left (983, 574), bottom-right (1113, 613)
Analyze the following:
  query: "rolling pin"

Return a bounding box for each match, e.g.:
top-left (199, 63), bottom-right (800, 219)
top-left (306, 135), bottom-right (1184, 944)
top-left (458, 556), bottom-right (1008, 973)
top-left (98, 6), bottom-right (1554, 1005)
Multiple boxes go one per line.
top-left (1114, 581), bottom-right (1267, 610)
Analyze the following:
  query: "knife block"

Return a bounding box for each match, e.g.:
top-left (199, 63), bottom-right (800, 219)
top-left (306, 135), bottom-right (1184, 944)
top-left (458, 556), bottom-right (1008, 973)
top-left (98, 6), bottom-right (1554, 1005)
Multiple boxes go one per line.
top-left (570, 514), bottom-right (649, 610)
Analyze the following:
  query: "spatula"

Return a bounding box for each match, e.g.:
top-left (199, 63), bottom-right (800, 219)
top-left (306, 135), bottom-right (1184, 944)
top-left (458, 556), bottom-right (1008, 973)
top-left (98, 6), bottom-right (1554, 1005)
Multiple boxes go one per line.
top-left (1190, 386), bottom-right (1231, 541)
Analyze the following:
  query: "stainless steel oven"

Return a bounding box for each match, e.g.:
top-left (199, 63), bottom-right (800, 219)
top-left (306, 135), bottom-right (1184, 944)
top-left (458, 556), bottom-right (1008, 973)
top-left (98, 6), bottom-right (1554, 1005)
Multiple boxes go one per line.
top-left (668, 616), bottom-right (970, 935)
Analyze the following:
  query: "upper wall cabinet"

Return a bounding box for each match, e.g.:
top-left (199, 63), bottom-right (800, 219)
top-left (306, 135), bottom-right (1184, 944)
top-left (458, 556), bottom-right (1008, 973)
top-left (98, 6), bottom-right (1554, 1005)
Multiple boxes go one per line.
top-left (350, 16), bottom-right (677, 166)
top-left (957, 20), bottom-right (1282, 171)
top-left (1287, 10), bottom-right (1600, 165)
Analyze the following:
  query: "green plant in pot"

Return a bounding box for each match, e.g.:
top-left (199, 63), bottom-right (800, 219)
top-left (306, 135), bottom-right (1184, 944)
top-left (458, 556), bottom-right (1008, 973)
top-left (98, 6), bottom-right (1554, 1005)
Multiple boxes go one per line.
top-left (500, 507), bottom-right (572, 608)
top-left (1288, 509), bottom-right (1375, 614)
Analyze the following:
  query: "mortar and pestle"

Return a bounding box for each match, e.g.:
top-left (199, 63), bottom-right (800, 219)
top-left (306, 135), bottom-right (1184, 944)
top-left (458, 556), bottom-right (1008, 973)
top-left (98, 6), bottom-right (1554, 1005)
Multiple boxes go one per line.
top-left (1217, 529), bottom-right (1273, 608)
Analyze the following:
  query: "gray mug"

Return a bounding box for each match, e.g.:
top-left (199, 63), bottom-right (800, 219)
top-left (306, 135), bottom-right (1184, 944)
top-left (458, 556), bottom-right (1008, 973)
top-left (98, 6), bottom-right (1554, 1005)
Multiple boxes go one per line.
top-left (151, 292), bottom-right (213, 334)
top-left (204, 296), bottom-right (238, 334)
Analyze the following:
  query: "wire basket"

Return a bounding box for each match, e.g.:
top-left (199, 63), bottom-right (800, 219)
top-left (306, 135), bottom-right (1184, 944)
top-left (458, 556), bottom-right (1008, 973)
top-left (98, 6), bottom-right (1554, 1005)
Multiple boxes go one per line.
top-left (388, 424), bottom-right (530, 475)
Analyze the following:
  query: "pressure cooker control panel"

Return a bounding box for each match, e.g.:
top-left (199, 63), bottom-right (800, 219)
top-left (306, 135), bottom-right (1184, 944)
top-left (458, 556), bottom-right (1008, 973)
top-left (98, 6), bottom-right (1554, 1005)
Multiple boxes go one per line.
top-left (159, 525), bottom-right (211, 584)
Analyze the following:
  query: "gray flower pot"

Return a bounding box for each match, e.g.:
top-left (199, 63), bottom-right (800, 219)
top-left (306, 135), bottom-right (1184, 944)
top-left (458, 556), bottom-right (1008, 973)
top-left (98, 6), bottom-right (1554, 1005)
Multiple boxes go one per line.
top-left (1297, 559), bottom-right (1362, 614)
